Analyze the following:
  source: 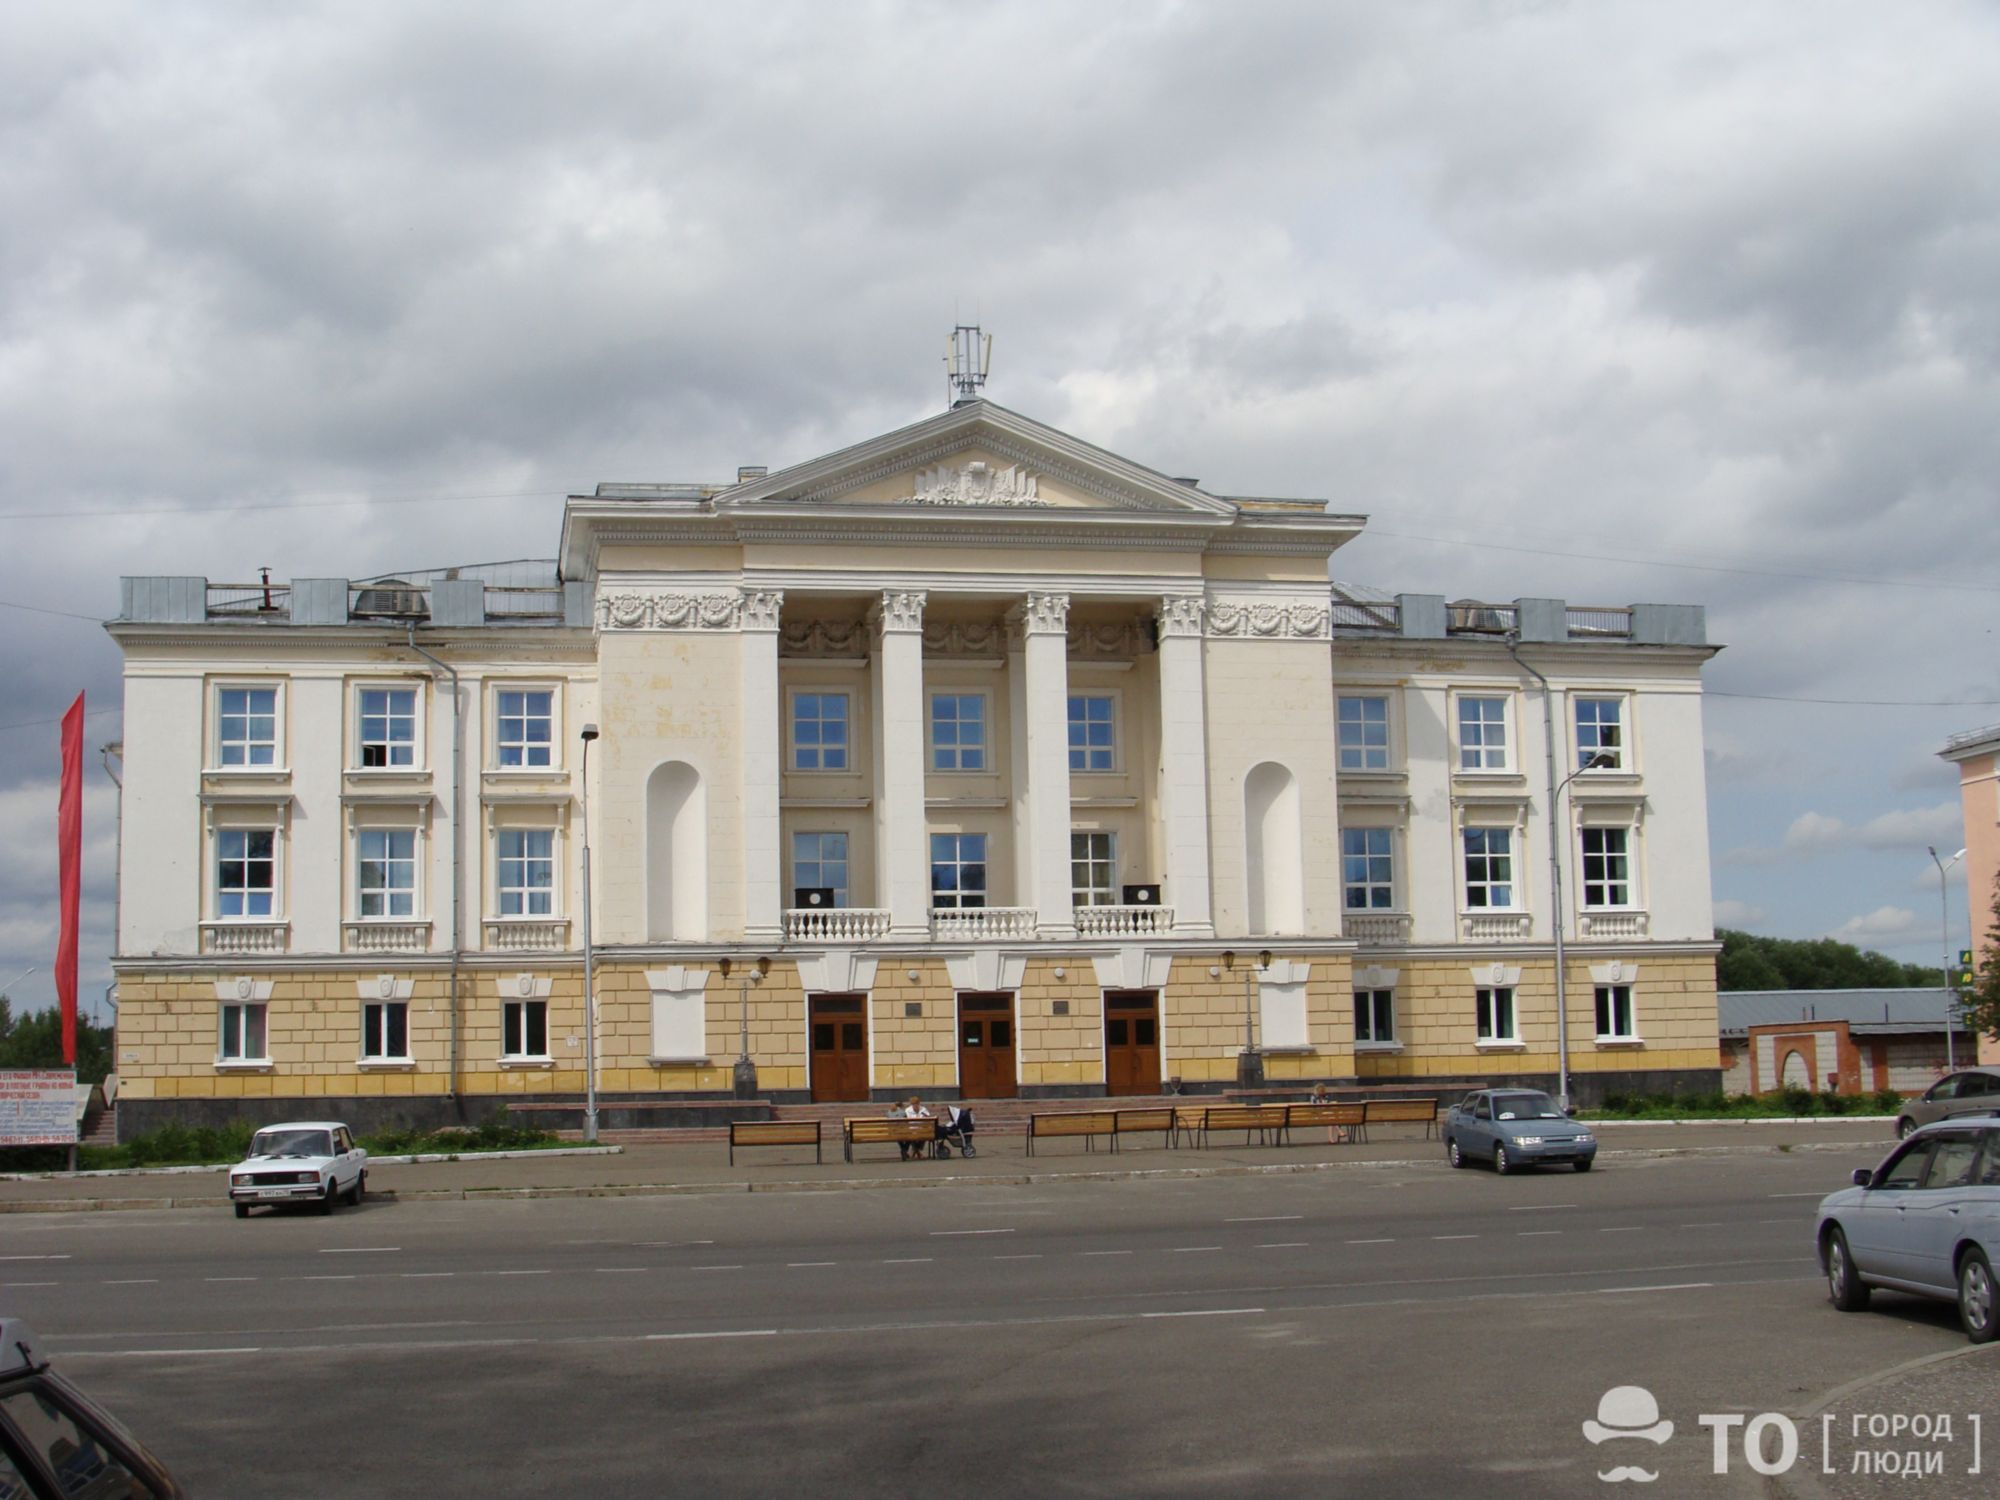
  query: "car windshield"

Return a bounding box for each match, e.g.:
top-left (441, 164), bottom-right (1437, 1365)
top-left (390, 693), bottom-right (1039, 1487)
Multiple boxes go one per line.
top-left (1491, 1093), bottom-right (1564, 1121)
top-left (250, 1129), bottom-right (332, 1158)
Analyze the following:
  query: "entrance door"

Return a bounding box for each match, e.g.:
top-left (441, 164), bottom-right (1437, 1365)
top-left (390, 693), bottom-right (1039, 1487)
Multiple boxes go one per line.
top-left (809, 993), bottom-right (869, 1103)
top-left (1104, 990), bottom-right (1162, 1096)
top-left (957, 993), bottom-right (1018, 1099)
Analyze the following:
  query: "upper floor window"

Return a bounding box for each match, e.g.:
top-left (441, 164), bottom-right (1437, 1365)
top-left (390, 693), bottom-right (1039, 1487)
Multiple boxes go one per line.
top-left (1071, 831), bottom-right (1116, 906)
top-left (1457, 696), bottom-right (1509, 771)
top-left (791, 831), bottom-right (850, 907)
top-left (216, 829), bottom-right (276, 918)
top-left (496, 688), bottom-right (555, 768)
top-left (1580, 827), bottom-right (1631, 908)
top-left (1337, 695), bottom-right (1390, 771)
top-left (1341, 827), bottom-right (1394, 910)
top-left (930, 832), bottom-right (988, 909)
top-left (1068, 694), bottom-right (1116, 772)
top-left (791, 692), bottom-right (849, 772)
top-left (497, 829), bottom-right (555, 916)
top-left (357, 829), bottom-right (417, 918)
top-left (217, 686), bottom-right (279, 767)
top-left (1594, 984), bottom-right (1636, 1041)
top-left (1575, 696), bottom-right (1624, 771)
top-left (1463, 827), bottom-right (1514, 908)
top-left (930, 693), bottom-right (987, 771)
top-left (359, 686), bottom-right (419, 768)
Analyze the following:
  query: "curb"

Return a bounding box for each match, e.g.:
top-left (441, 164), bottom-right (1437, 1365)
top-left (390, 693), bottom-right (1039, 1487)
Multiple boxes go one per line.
top-left (1768, 1343), bottom-right (2000, 1500)
top-left (0, 1144), bottom-right (623, 1184)
top-left (1586, 1117), bottom-right (1894, 1128)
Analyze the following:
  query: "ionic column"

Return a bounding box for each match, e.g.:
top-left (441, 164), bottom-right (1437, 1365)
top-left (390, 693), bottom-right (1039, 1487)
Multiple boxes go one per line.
top-left (1157, 595), bottom-right (1214, 936)
top-left (872, 591), bottom-right (929, 936)
top-left (1012, 591), bottom-right (1075, 938)
top-left (740, 588), bottom-right (784, 943)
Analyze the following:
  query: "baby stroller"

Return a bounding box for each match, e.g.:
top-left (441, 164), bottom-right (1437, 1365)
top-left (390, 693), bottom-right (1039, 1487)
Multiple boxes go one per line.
top-left (936, 1105), bottom-right (977, 1157)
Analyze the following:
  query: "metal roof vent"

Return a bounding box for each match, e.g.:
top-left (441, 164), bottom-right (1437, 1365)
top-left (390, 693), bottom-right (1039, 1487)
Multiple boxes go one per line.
top-left (737, 466), bottom-right (767, 483)
top-left (351, 580), bottom-right (428, 618)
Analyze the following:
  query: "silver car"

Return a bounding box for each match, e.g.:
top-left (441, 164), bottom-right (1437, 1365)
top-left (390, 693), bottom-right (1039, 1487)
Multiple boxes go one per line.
top-left (1443, 1089), bottom-right (1598, 1173)
top-left (1816, 1117), bottom-right (2000, 1343)
top-left (1894, 1068), bottom-right (2000, 1138)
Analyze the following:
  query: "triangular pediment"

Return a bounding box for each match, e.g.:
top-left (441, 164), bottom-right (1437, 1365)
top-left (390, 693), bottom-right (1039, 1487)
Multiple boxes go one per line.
top-left (715, 401), bottom-right (1240, 518)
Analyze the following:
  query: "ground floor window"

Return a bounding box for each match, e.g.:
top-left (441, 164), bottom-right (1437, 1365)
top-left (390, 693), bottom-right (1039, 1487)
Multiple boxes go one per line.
top-left (1476, 986), bottom-right (1517, 1042)
top-left (219, 1002), bottom-right (268, 1061)
top-left (1594, 984), bottom-right (1636, 1040)
top-left (1353, 988), bottom-right (1395, 1043)
top-left (503, 999), bottom-right (549, 1059)
top-left (362, 1001), bottom-right (410, 1060)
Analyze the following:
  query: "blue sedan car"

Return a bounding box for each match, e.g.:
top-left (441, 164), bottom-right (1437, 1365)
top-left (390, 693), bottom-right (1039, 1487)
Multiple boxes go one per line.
top-left (1816, 1116), bottom-right (1999, 1343)
top-left (1443, 1089), bottom-right (1598, 1173)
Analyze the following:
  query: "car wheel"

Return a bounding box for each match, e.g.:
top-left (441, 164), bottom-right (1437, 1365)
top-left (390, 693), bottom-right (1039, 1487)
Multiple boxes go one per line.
top-left (1447, 1137), bottom-right (1465, 1169)
top-left (319, 1181), bottom-right (337, 1216)
top-left (1825, 1227), bottom-right (1870, 1312)
top-left (1494, 1143), bottom-right (1513, 1175)
top-left (349, 1173), bottom-right (365, 1206)
top-left (234, 1203), bottom-right (249, 1219)
top-left (1573, 1158), bottom-right (1594, 1173)
top-left (1896, 1117), bottom-right (1916, 1140)
top-left (1960, 1249), bottom-right (1997, 1344)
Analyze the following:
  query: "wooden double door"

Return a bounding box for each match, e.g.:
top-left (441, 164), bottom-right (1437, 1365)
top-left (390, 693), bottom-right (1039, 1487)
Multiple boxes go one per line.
top-left (1104, 990), bottom-right (1162, 1095)
top-left (957, 993), bottom-right (1017, 1099)
top-left (808, 993), bottom-right (869, 1103)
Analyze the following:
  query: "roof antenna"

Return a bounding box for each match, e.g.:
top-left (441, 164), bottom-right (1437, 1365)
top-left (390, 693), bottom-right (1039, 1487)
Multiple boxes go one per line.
top-left (945, 324), bottom-right (991, 408)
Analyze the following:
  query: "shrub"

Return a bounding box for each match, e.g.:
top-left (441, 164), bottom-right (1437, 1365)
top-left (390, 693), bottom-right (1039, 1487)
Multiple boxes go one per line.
top-left (1868, 1088), bottom-right (1905, 1114)
top-left (1777, 1084), bottom-right (1817, 1115)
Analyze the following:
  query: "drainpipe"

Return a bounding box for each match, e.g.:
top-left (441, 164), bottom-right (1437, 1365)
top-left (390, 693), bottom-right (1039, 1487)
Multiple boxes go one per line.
top-left (408, 625), bottom-right (463, 1112)
top-left (1505, 636), bottom-right (1573, 1113)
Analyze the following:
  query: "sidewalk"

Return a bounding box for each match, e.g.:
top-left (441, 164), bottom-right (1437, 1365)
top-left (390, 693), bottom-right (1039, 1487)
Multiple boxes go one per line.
top-left (0, 1118), bottom-right (1896, 1213)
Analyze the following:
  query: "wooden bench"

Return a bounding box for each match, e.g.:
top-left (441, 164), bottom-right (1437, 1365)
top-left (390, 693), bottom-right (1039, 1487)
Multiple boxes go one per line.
top-left (1363, 1097), bottom-right (1440, 1139)
top-left (1025, 1110), bottom-right (1117, 1156)
top-left (1284, 1101), bottom-right (1368, 1144)
top-left (1201, 1104), bottom-right (1288, 1147)
top-left (1171, 1105), bottom-right (1211, 1149)
top-left (1112, 1107), bottom-right (1175, 1149)
top-left (728, 1119), bottom-right (822, 1166)
top-left (843, 1116), bottom-right (940, 1162)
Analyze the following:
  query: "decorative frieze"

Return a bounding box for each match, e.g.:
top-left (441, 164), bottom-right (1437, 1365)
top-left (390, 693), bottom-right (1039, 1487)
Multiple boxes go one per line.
top-left (905, 459), bottom-right (1048, 508)
top-left (923, 620), bottom-right (1007, 656)
top-left (1067, 621), bottom-right (1152, 659)
top-left (780, 619), bottom-right (870, 657)
top-left (1206, 598), bottom-right (1331, 640)
top-left (598, 590), bottom-right (741, 631)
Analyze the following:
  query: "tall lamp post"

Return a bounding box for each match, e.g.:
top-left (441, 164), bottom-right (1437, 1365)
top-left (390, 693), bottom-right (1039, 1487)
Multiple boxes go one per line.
top-left (578, 724), bottom-right (600, 1144)
top-left (1929, 846), bottom-right (1966, 1070)
top-left (1224, 949), bottom-right (1271, 1088)
top-left (727, 955), bottom-right (771, 1099)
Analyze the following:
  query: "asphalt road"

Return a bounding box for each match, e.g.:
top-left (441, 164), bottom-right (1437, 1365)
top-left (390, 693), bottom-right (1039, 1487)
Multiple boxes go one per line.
top-left (3, 1150), bottom-right (1989, 1499)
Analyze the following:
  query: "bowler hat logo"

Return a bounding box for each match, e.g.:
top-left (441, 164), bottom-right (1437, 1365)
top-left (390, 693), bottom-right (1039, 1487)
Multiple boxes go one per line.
top-left (1584, 1386), bottom-right (1674, 1484)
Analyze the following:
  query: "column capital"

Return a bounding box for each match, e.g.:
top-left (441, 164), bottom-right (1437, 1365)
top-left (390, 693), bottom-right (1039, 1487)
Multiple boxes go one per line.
top-left (870, 589), bottom-right (928, 635)
top-left (739, 588), bottom-right (785, 632)
top-left (1157, 595), bottom-right (1206, 639)
top-left (1009, 590), bottom-right (1070, 637)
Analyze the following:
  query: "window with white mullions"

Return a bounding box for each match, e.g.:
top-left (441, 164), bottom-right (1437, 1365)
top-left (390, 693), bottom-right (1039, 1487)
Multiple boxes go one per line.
top-left (1341, 827), bottom-right (1394, 909)
top-left (496, 689), bottom-right (554, 768)
top-left (1067, 694), bottom-right (1115, 772)
top-left (791, 692), bottom-right (850, 771)
top-left (1574, 697), bottom-right (1623, 771)
top-left (216, 829), bottom-right (276, 917)
top-left (217, 686), bottom-right (278, 767)
top-left (357, 829), bottom-right (417, 917)
top-left (359, 687), bottom-right (418, 768)
top-left (929, 832), bottom-right (988, 909)
top-left (930, 693), bottom-right (987, 771)
top-left (1070, 831), bottom-right (1116, 906)
top-left (1457, 696), bottom-right (1508, 770)
top-left (1594, 984), bottom-right (1636, 1041)
top-left (219, 1001), bottom-right (268, 1061)
top-left (1337, 695), bottom-right (1390, 771)
top-left (1476, 986), bottom-right (1517, 1042)
top-left (1580, 827), bottom-right (1630, 907)
top-left (502, 999), bottom-right (548, 1059)
top-left (361, 1001), bottom-right (409, 1060)
top-left (497, 829), bottom-right (555, 916)
top-left (791, 831), bottom-right (850, 907)
top-left (1462, 828), bottom-right (1514, 908)
top-left (1354, 988), bottom-right (1395, 1043)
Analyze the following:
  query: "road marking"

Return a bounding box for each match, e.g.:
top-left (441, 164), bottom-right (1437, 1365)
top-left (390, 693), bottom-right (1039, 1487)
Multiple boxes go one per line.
top-left (1257, 1243), bottom-right (1308, 1249)
top-left (639, 1240), bottom-right (716, 1248)
top-left (1172, 1246), bottom-right (1223, 1253)
top-left (1769, 1192), bottom-right (1825, 1199)
top-left (1080, 1250), bottom-right (1132, 1257)
top-left (882, 1258), bottom-right (934, 1265)
top-left (1226, 1215), bottom-right (1302, 1223)
top-left (594, 1267), bottom-right (649, 1274)
top-left (788, 1261), bottom-right (837, 1268)
top-left (399, 1272), bottom-right (453, 1279)
top-left (993, 1254), bottom-right (1043, 1260)
top-left (646, 1330), bottom-right (778, 1341)
top-left (1592, 1282), bottom-right (1713, 1295)
top-left (103, 1347), bottom-right (262, 1357)
top-left (205, 1276), bottom-right (257, 1282)
top-left (0, 1255), bottom-right (71, 1261)
top-left (485, 1269), bottom-right (551, 1277)
top-left (1140, 1308), bottom-right (1265, 1319)
top-left (319, 1247), bottom-right (401, 1254)
top-left (691, 1265), bottom-right (743, 1272)
top-left (930, 1228), bottom-right (1014, 1236)
top-left (1431, 1235), bottom-right (1478, 1241)
top-left (1345, 1238), bottom-right (1394, 1245)
top-left (1506, 1205), bottom-right (1576, 1212)
top-left (102, 1279), bottom-right (157, 1285)
top-left (1516, 1230), bottom-right (1562, 1237)
top-left (301, 1275), bottom-right (356, 1282)
top-left (1680, 1222), bottom-right (1726, 1229)
top-left (1598, 1227), bottom-right (1644, 1234)
top-left (2, 1282), bottom-right (57, 1289)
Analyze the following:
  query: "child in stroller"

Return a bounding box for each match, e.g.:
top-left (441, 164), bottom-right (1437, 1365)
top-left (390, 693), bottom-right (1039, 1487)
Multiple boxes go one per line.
top-left (935, 1105), bottom-right (977, 1157)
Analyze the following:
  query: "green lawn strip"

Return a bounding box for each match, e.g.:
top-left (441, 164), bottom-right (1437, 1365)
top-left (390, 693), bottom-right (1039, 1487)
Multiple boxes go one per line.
top-left (1575, 1087), bottom-right (1905, 1122)
top-left (1, 1119), bottom-right (564, 1175)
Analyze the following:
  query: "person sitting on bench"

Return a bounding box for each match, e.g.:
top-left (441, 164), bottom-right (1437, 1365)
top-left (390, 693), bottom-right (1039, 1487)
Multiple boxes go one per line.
top-left (896, 1096), bottom-right (933, 1159)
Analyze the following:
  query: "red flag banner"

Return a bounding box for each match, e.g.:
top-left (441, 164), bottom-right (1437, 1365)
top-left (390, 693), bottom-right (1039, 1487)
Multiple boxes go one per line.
top-left (56, 692), bottom-right (83, 1066)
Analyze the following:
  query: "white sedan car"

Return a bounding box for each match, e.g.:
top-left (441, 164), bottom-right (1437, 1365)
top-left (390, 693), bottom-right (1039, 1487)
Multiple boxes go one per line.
top-left (228, 1121), bottom-right (368, 1217)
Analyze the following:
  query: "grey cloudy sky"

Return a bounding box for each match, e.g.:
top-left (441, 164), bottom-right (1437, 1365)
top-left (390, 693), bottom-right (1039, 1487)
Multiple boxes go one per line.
top-left (2, 0), bottom-right (1996, 1016)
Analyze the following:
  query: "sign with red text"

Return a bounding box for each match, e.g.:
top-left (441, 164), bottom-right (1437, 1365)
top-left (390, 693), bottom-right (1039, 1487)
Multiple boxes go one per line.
top-left (0, 1070), bottom-right (78, 1147)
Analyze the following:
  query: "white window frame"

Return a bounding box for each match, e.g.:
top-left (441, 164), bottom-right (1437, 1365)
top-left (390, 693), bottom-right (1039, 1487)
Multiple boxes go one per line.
top-left (219, 1001), bottom-right (269, 1062)
top-left (495, 827), bottom-right (558, 917)
top-left (1579, 825), bottom-right (1633, 910)
top-left (1476, 986), bottom-right (1518, 1043)
top-left (1353, 988), bottom-right (1396, 1044)
top-left (1341, 826), bottom-right (1395, 911)
top-left (1067, 692), bottom-right (1119, 774)
top-left (493, 683), bottom-right (561, 771)
top-left (502, 998), bottom-right (550, 1060)
top-left (1573, 694), bottom-right (1628, 772)
top-left (791, 830), bottom-right (851, 908)
top-left (213, 681), bottom-right (283, 769)
top-left (788, 688), bottom-right (853, 773)
top-left (360, 1000), bottom-right (410, 1062)
top-left (1070, 830), bottom-right (1117, 907)
top-left (1594, 984), bottom-right (1638, 1042)
top-left (929, 831), bottom-right (988, 910)
top-left (354, 680), bottom-right (425, 770)
top-left (1455, 693), bottom-right (1512, 772)
top-left (1336, 694), bottom-right (1392, 772)
top-left (356, 827), bottom-right (420, 919)
top-left (928, 691), bottom-right (989, 772)
top-left (1462, 826), bottom-right (1515, 909)
top-left (214, 826), bottom-right (281, 920)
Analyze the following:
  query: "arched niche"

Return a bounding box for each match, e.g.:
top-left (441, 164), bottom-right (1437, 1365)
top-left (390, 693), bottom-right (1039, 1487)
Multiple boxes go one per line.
top-left (1244, 761), bottom-right (1303, 935)
top-left (646, 761), bottom-right (707, 941)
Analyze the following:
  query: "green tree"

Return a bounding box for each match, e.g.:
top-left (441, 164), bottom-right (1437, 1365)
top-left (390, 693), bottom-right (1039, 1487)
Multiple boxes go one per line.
top-left (1716, 929), bottom-right (1942, 992)
top-left (0, 1004), bottom-right (115, 1085)
top-left (1965, 874), bottom-right (2000, 1045)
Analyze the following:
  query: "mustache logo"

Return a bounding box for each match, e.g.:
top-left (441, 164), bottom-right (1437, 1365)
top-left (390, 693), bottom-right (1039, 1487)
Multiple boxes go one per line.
top-left (1596, 1466), bottom-right (1659, 1484)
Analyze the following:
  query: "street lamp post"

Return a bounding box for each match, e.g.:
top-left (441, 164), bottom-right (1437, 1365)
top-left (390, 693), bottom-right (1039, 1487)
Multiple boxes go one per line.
top-left (1225, 950), bottom-right (1270, 1088)
top-left (579, 724), bottom-right (600, 1144)
top-left (1929, 846), bottom-right (1965, 1070)
top-left (730, 955), bottom-right (770, 1099)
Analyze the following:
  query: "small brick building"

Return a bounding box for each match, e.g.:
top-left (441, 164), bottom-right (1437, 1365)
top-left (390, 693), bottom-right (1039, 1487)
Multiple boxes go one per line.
top-left (1719, 989), bottom-right (1957, 1097)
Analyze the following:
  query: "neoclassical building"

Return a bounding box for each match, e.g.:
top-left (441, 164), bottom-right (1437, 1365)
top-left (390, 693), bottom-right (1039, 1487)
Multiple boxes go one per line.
top-left (107, 400), bottom-right (1723, 1133)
